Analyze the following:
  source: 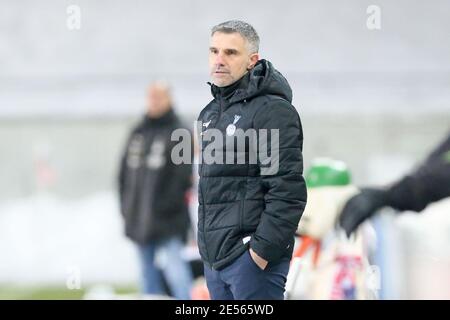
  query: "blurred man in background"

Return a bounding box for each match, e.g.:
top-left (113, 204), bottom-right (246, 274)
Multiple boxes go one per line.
top-left (118, 82), bottom-right (194, 299)
top-left (339, 131), bottom-right (450, 236)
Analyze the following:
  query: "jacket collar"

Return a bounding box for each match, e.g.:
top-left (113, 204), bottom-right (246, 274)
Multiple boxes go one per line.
top-left (209, 71), bottom-right (251, 106)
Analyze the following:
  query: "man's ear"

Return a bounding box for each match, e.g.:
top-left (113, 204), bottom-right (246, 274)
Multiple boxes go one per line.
top-left (247, 53), bottom-right (260, 70)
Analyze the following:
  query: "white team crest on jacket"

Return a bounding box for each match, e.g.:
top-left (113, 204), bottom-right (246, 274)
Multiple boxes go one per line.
top-left (226, 115), bottom-right (241, 136)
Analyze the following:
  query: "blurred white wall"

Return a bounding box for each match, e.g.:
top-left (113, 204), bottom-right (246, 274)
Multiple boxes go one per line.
top-left (0, 192), bottom-right (139, 285)
top-left (0, 0), bottom-right (449, 117)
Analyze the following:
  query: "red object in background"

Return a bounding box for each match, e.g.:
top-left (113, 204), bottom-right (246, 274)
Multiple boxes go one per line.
top-left (330, 255), bottom-right (362, 300)
top-left (292, 236), bottom-right (321, 267)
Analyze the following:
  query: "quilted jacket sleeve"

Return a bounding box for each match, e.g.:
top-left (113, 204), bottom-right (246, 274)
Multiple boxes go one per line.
top-left (250, 98), bottom-right (307, 262)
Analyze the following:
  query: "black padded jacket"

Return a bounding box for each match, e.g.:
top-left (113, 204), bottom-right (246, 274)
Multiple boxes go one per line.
top-left (197, 59), bottom-right (307, 270)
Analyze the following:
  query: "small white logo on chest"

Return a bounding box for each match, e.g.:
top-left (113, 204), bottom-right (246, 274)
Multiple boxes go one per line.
top-left (201, 120), bottom-right (212, 136)
top-left (226, 115), bottom-right (241, 136)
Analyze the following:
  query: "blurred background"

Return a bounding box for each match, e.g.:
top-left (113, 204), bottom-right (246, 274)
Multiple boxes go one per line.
top-left (0, 0), bottom-right (449, 299)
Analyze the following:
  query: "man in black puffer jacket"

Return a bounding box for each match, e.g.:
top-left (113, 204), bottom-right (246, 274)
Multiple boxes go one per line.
top-left (118, 82), bottom-right (193, 299)
top-left (198, 20), bottom-right (307, 300)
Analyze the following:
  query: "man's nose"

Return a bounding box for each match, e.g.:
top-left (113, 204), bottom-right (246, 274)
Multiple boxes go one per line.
top-left (215, 52), bottom-right (226, 66)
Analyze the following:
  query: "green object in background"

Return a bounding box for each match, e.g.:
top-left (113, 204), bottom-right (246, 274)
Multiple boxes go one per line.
top-left (306, 158), bottom-right (351, 188)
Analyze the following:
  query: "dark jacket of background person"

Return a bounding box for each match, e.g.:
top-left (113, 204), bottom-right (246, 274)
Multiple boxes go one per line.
top-left (386, 131), bottom-right (450, 212)
top-left (118, 109), bottom-right (192, 244)
top-left (197, 59), bottom-right (307, 270)
top-left (339, 131), bottom-right (450, 236)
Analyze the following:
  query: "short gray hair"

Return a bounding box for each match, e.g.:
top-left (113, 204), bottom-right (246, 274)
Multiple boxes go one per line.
top-left (211, 20), bottom-right (260, 53)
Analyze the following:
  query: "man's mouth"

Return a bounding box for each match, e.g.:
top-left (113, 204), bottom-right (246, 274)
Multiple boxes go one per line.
top-left (213, 71), bottom-right (230, 78)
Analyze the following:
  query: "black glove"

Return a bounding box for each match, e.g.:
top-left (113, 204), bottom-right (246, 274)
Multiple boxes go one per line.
top-left (339, 188), bottom-right (389, 237)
